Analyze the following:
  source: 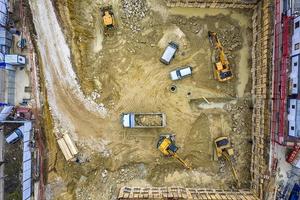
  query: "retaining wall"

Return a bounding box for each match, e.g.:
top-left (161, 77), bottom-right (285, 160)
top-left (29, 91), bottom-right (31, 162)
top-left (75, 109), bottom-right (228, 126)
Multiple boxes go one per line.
top-left (118, 0), bottom-right (274, 199)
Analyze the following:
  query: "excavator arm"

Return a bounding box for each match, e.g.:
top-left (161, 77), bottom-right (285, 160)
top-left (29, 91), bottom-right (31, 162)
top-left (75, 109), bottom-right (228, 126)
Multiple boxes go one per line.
top-left (208, 31), bottom-right (233, 81)
top-left (222, 152), bottom-right (240, 187)
top-left (173, 153), bottom-right (191, 169)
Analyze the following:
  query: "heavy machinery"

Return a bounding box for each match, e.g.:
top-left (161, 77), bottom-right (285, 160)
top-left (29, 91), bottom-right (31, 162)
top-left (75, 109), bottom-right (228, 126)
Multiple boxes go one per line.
top-left (121, 112), bottom-right (166, 128)
top-left (157, 134), bottom-right (191, 169)
top-left (208, 31), bottom-right (233, 82)
top-left (100, 6), bottom-right (116, 35)
top-left (214, 136), bottom-right (239, 187)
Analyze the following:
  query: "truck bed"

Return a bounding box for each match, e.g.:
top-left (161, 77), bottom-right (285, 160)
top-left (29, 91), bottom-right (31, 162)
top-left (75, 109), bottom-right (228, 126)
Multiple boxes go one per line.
top-left (135, 113), bottom-right (164, 127)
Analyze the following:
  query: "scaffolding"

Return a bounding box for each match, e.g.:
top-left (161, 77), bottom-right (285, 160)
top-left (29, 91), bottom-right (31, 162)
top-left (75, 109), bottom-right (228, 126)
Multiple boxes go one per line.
top-left (271, 0), bottom-right (282, 145)
top-left (271, 0), bottom-right (293, 145)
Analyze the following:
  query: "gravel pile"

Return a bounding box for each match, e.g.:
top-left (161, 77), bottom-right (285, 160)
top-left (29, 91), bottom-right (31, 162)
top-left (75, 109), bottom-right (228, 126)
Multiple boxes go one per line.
top-left (121, 0), bottom-right (149, 33)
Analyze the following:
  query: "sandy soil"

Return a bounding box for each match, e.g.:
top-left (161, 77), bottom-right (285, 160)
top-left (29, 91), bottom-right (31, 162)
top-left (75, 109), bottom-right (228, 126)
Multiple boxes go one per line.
top-left (30, 0), bottom-right (253, 199)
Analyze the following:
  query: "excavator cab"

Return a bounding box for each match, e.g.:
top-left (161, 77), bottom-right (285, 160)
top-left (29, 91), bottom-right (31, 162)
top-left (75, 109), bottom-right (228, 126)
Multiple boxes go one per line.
top-left (157, 134), bottom-right (177, 156)
top-left (157, 134), bottom-right (191, 169)
top-left (103, 11), bottom-right (114, 28)
top-left (215, 136), bottom-right (234, 157)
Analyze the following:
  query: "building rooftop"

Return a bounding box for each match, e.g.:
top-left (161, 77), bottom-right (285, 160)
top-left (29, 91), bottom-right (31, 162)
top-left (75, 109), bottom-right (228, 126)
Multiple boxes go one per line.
top-left (288, 99), bottom-right (300, 138)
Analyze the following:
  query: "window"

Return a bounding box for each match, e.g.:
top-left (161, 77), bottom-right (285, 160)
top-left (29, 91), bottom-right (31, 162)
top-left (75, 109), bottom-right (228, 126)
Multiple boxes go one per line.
top-left (295, 43), bottom-right (300, 50)
top-left (293, 84), bottom-right (297, 88)
top-left (291, 126), bottom-right (295, 130)
top-left (296, 21), bottom-right (300, 29)
top-left (294, 62), bottom-right (298, 66)
top-left (292, 105), bottom-right (296, 109)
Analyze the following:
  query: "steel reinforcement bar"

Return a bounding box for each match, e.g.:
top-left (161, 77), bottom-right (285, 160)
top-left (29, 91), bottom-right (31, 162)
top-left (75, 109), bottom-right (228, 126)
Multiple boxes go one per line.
top-left (118, 187), bottom-right (258, 200)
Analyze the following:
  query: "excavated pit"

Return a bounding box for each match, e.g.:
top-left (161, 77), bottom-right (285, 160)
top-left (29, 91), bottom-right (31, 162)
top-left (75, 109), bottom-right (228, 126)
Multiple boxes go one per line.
top-left (33, 0), bottom-right (256, 199)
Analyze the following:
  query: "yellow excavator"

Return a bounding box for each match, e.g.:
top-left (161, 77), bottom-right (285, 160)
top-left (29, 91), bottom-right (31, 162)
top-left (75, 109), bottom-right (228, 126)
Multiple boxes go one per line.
top-left (157, 134), bottom-right (191, 169)
top-left (208, 31), bottom-right (233, 82)
top-left (100, 6), bottom-right (116, 36)
top-left (214, 136), bottom-right (240, 187)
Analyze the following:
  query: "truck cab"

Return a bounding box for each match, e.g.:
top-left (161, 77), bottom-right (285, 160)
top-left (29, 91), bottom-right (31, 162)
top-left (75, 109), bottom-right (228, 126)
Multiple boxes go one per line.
top-left (122, 113), bottom-right (133, 128)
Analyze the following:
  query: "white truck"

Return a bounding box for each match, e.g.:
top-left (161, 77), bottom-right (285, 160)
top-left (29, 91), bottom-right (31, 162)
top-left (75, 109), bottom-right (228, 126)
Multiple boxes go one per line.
top-left (160, 42), bottom-right (178, 65)
top-left (170, 66), bottom-right (192, 80)
top-left (121, 112), bottom-right (166, 128)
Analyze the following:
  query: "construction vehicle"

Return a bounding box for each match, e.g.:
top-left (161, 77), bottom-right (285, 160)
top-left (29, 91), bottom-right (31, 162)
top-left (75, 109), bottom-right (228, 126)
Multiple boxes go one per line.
top-left (157, 134), bottom-right (191, 169)
top-left (121, 112), bottom-right (166, 128)
top-left (208, 31), bottom-right (233, 82)
top-left (100, 6), bottom-right (116, 35)
top-left (214, 136), bottom-right (239, 187)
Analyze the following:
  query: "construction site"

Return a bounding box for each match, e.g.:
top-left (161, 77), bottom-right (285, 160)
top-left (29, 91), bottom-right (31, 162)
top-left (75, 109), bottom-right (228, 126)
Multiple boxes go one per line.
top-left (0, 0), bottom-right (300, 199)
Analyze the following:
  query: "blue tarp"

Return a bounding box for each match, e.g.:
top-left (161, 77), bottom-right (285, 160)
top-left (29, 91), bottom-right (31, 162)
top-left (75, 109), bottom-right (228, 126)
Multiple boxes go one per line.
top-left (289, 183), bottom-right (300, 200)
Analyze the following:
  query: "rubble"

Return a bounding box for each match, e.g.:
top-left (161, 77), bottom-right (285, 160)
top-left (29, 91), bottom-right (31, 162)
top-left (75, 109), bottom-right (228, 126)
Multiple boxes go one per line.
top-left (121, 0), bottom-right (149, 33)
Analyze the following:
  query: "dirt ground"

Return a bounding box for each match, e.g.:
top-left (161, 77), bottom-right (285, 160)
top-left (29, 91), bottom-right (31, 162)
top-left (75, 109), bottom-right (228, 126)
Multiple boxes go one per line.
top-left (30, 0), bottom-right (253, 199)
top-left (3, 124), bottom-right (23, 200)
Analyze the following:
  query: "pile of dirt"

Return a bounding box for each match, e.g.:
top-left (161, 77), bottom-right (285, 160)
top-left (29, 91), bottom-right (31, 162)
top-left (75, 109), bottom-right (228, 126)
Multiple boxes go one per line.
top-left (135, 114), bottom-right (163, 126)
top-left (121, 0), bottom-right (149, 32)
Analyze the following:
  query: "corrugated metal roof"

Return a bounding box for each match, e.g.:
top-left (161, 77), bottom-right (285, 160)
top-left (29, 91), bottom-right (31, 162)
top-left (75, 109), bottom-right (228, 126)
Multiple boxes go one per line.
top-left (294, 0), bottom-right (300, 13)
top-left (0, 105), bottom-right (13, 121)
top-left (292, 17), bottom-right (300, 57)
top-left (22, 187), bottom-right (31, 200)
top-left (0, 0), bottom-right (8, 27)
top-left (23, 179), bottom-right (31, 191)
top-left (23, 160), bottom-right (31, 172)
top-left (23, 141), bottom-right (30, 152)
top-left (290, 56), bottom-right (300, 95)
top-left (23, 150), bottom-right (31, 162)
top-left (21, 122), bottom-right (32, 199)
top-left (22, 169), bottom-right (31, 182)
top-left (288, 99), bottom-right (300, 137)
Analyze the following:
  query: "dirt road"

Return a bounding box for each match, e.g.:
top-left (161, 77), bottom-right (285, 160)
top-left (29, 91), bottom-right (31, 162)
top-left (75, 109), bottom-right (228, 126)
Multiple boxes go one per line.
top-left (29, 0), bottom-right (109, 139)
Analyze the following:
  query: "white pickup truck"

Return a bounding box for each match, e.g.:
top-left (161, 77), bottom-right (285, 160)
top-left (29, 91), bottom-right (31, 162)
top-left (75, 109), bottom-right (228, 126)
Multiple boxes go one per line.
top-left (121, 112), bottom-right (166, 128)
top-left (170, 66), bottom-right (192, 80)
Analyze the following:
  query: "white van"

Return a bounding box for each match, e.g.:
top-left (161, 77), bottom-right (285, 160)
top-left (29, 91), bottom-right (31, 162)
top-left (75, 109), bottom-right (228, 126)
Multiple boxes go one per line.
top-left (160, 42), bottom-right (178, 65)
top-left (5, 128), bottom-right (23, 144)
top-left (170, 66), bottom-right (192, 80)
